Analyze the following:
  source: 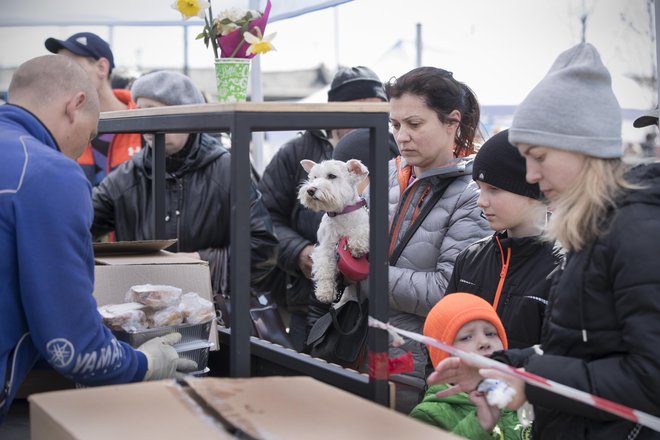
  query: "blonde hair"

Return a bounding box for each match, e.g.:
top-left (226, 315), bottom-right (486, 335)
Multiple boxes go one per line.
top-left (546, 158), bottom-right (638, 251)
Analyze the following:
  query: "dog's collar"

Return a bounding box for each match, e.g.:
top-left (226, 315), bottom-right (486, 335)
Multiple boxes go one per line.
top-left (327, 199), bottom-right (367, 217)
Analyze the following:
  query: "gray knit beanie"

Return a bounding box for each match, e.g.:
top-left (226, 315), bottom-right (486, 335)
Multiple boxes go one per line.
top-left (508, 43), bottom-right (622, 158)
top-left (131, 71), bottom-right (205, 106)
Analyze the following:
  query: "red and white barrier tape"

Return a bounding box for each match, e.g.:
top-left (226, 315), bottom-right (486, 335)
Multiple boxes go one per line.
top-left (368, 317), bottom-right (660, 432)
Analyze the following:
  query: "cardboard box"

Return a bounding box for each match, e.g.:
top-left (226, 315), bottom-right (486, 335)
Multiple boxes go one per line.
top-left (93, 240), bottom-right (212, 307)
top-left (93, 240), bottom-right (217, 350)
top-left (29, 376), bottom-right (459, 440)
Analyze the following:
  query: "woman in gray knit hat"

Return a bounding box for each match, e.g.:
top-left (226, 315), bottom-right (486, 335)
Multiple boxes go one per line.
top-left (91, 71), bottom-right (280, 327)
top-left (429, 43), bottom-right (660, 440)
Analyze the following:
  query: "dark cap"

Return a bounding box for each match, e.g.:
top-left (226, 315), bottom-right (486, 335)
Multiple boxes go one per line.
top-left (327, 66), bottom-right (387, 102)
top-left (332, 128), bottom-right (399, 170)
top-left (633, 108), bottom-right (659, 128)
top-left (45, 32), bottom-right (115, 74)
top-left (473, 129), bottom-right (540, 200)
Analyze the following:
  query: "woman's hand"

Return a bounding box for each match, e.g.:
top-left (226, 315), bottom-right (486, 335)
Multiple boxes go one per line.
top-left (297, 244), bottom-right (314, 280)
top-left (479, 368), bottom-right (528, 411)
top-left (428, 357), bottom-right (483, 398)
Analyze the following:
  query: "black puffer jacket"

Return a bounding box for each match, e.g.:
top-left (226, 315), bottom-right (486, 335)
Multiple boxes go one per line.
top-left (446, 231), bottom-right (563, 348)
top-left (92, 133), bottom-right (279, 291)
top-left (257, 130), bottom-right (333, 311)
top-left (521, 163), bottom-right (660, 440)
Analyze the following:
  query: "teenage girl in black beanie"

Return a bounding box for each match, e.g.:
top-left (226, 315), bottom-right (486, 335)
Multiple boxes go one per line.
top-left (445, 129), bottom-right (564, 349)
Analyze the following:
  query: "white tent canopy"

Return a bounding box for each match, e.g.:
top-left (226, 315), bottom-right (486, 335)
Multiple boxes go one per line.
top-left (0, 0), bottom-right (352, 26)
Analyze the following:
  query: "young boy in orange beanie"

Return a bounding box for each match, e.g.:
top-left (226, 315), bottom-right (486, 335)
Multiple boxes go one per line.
top-left (409, 293), bottom-right (524, 439)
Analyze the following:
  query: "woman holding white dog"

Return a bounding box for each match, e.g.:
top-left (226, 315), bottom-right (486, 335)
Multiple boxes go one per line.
top-left (383, 67), bottom-right (490, 413)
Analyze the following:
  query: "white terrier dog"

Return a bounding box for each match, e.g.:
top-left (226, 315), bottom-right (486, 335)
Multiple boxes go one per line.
top-left (298, 159), bottom-right (370, 304)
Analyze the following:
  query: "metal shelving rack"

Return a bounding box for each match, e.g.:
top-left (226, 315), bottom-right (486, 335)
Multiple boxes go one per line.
top-left (98, 102), bottom-right (392, 406)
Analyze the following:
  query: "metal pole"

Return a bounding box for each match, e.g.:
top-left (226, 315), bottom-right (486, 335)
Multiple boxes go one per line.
top-left (368, 123), bottom-right (392, 407)
top-left (334, 7), bottom-right (340, 69)
top-left (656, 0), bottom-right (659, 108)
top-left (183, 26), bottom-right (189, 77)
top-left (415, 23), bottom-right (422, 67)
top-left (249, 0), bottom-right (264, 173)
top-left (229, 118), bottom-right (252, 377)
top-left (250, 54), bottom-right (265, 173)
top-left (152, 133), bottom-right (166, 239)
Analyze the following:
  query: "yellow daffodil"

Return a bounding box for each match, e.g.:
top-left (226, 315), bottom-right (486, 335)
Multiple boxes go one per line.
top-left (171, 0), bottom-right (210, 20)
top-left (244, 31), bottom-right (277, 56)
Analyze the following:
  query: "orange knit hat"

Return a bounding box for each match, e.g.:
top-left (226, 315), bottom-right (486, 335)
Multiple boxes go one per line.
top-left (424, 293), bottom-right (508, 367)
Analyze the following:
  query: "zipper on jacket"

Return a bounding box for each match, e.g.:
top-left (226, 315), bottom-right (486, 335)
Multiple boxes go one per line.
top-left (0, 333), bottom-right (30, 414)
top-left (493, 236), bottom-right (511, 311)
top-left (175, 177), bottom-right (184, 252)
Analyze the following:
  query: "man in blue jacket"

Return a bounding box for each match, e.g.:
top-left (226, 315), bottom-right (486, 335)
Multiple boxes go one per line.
top-left (0, 55), bottom-right (197, 423)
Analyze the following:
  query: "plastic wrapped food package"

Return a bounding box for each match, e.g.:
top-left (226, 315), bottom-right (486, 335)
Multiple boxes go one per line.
top-left (101, 285), bottom-right (214, 333)
top-left (98, 302), bottom-right (149, 333)
top-left (125, 284), bottom-right (182, 309)
top-left (148, 306), bottom-right (184, 328)
top-left (178, 292), bottom-right (216, 324)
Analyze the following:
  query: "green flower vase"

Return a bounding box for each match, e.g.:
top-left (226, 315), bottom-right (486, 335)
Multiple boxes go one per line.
top-left (214, 58), bottom-right (250, 103)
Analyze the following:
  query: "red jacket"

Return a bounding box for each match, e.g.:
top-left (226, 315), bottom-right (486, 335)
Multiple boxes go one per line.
top-left (77, 89), bottom-right (142, 186)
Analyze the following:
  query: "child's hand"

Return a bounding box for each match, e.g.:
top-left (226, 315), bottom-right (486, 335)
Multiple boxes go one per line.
top-left (479, 368), bottom-right (527, 410)
top-left (428, 357), bottom-right (482, 397)
top-left (468, 390), bottom-right (500, 433)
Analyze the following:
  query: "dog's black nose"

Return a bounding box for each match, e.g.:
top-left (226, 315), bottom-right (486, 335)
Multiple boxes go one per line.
top-left (307, 188), bottom-right (316, 196)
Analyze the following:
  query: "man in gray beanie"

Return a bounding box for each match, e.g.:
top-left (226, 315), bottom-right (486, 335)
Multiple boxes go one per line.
top-left (257, 65), bottom-right (388, 351)
top-left (509, 43), bottom-right (623, 158)
top-left (92, 71), bottom-right (280, 322)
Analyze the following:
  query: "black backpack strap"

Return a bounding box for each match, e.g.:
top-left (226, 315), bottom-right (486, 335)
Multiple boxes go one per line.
top-left (389, 178), bottom-right (455, 266)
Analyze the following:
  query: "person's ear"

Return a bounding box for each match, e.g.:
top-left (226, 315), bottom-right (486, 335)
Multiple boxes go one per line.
top-left (64, 91), bottom-right (87, 124)
top-left (448, 110), bottom-right (461, 124)
top-left (96, 58), bottom-right (111, 79)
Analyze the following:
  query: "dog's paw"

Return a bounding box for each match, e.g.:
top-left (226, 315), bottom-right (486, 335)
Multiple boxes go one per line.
top-left (315, 289), bottom-right (337, 304)
top-left (347, 238), bottom-right (369, 257)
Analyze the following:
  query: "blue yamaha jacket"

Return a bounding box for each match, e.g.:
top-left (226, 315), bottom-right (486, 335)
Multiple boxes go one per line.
top-left (0, 104), bottom-right (147, 422)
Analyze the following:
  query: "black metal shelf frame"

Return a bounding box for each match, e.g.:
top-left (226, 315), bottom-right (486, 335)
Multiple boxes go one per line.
top-left (98, 105), bottom-right (391, 405)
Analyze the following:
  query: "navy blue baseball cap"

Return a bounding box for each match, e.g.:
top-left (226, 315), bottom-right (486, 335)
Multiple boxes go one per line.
top-left (45, 32), bottom-right (115, 74)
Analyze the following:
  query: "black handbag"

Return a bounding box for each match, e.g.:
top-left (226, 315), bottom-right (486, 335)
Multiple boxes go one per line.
top-left (214, 291), bottom-right (294, 349)
top-left (306, 295), bottom-right (368, 370)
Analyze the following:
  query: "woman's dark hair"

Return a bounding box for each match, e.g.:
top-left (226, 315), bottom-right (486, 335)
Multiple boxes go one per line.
top-left (385, 67), bottom-right (481, 157)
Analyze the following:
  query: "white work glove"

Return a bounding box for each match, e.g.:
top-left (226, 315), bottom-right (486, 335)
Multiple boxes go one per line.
top-left (137, 333), bottom-right (199, 380)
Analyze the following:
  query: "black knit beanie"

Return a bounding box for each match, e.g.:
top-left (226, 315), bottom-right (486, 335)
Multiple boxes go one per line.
top-left (327, 66), bottom-right (387, 102)
top-left (472, 129), bottom-right (540, 200)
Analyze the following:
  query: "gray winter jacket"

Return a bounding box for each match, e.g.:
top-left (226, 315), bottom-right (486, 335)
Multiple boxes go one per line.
top-left (386, 156), bottom-right (490, 411)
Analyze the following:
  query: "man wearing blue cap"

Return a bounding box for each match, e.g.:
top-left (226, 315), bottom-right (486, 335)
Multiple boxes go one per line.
top-left (45, 32), bottom-right (142, 186)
